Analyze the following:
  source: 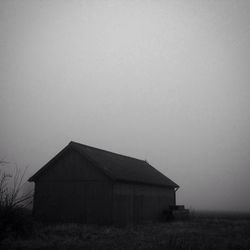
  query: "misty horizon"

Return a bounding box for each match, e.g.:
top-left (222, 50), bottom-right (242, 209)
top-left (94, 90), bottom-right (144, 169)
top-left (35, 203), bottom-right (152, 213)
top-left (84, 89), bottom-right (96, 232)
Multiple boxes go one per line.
top-left (1, 0), bottom-right (250, 213)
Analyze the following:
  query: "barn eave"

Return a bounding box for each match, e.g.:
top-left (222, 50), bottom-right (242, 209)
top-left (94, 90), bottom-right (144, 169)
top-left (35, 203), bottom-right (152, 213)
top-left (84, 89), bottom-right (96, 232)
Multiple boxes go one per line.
top-left (115, 179), bottom-right (179, 188)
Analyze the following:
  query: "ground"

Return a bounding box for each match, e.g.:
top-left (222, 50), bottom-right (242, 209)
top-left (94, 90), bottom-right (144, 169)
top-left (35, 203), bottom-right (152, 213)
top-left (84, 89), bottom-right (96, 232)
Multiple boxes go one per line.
top-left (1, 212), bottom-right (250, 250)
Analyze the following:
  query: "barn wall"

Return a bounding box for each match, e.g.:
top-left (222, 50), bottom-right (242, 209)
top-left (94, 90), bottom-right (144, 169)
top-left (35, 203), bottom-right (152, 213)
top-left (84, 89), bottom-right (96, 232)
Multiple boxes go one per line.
top-left (34, 149), bottom-right (113, 224)
top-left (113, 182), bottom-right (175, 224)
top-left (34, 181), bottom-right (113, 224)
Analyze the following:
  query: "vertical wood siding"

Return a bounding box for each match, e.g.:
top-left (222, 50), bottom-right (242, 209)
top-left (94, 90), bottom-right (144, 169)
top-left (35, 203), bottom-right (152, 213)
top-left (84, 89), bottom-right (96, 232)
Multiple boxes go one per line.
top-left (35, 181), bottom-right (112, 224)
top-left (113, 182), bottom-right (175, 224)
top-left (34, 149), bottom-right (113, 224)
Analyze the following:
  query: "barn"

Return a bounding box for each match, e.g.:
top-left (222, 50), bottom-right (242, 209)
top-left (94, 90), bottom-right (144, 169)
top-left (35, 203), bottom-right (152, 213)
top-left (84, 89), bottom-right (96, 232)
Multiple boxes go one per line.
top-left (29, 141), bottom-right (179, 224)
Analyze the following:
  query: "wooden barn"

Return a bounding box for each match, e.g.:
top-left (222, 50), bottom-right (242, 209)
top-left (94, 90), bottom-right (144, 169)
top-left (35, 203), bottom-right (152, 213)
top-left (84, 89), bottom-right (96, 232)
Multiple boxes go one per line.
top-left (29, 141), bottom-right (179, 225)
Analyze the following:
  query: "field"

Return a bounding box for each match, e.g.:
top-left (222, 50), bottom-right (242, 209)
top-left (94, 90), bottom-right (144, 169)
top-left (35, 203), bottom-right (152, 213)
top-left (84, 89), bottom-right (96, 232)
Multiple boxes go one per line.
top-left (1, 211), bottom-right (250, 250)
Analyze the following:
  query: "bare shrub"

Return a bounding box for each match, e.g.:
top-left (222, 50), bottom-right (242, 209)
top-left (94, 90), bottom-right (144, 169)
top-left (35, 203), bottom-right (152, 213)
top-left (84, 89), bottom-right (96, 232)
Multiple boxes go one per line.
top-left (0, 161), bottom-right (33, 240)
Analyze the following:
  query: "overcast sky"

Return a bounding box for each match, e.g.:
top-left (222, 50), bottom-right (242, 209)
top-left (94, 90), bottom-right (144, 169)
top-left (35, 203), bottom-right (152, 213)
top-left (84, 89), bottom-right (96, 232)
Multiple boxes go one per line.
top-left (1, 0), bottom-right (250, 212)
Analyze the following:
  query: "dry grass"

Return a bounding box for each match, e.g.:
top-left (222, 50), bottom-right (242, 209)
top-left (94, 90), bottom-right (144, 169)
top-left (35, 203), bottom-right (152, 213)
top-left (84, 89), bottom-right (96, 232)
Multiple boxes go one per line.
top-left (1, 212), bottom-right (250, 250)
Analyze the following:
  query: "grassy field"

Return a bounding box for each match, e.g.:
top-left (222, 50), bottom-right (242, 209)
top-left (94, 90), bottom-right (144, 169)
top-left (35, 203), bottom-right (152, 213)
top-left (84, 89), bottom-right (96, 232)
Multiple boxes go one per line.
top-left (1, 212), bottom-right (250, 250)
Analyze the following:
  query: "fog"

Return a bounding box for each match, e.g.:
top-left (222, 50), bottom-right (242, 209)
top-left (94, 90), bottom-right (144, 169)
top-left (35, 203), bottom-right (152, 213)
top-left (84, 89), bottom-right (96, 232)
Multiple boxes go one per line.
top-left (1, 0), bottom-right (250, 212)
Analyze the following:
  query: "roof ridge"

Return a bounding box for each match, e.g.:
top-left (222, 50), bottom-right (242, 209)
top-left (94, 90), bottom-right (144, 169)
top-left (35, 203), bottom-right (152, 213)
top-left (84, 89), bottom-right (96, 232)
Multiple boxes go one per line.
top-left (69, 141), bottom-right (146, 164)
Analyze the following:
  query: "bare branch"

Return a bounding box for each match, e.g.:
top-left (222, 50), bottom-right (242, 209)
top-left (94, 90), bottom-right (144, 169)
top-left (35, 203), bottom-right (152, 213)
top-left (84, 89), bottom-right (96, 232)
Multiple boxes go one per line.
top-left (0, 165), bottom-right (33, 211)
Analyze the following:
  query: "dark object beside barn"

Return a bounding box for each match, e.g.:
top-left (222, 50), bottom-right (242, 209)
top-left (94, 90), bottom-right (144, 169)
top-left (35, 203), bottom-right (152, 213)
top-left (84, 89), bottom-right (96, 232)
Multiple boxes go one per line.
top-left (29, 141), bottom-right (179, 225)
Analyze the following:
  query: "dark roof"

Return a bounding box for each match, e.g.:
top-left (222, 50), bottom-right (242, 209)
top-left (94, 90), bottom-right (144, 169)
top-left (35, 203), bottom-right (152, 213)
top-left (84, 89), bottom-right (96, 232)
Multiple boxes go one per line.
top-left (29, 141), bottom-right (179, 188)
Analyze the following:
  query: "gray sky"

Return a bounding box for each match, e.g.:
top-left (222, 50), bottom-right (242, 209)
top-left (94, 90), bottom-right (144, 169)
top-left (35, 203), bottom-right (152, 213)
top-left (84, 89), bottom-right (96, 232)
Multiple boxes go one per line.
top-left (1, 0), bottom-right (250, 212)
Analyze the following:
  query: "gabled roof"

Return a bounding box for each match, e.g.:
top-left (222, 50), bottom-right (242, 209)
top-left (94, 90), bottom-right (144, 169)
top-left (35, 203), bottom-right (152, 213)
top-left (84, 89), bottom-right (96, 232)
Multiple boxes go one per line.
top-left (29, 141), bottom-right (179, 188)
